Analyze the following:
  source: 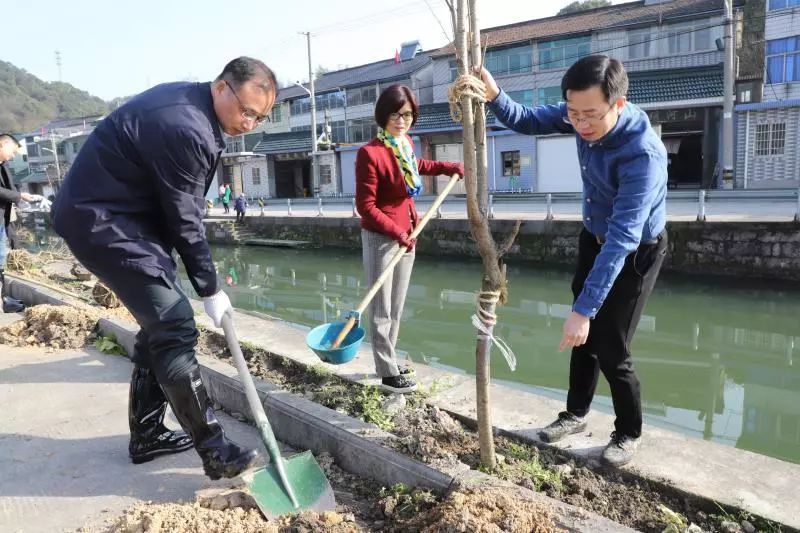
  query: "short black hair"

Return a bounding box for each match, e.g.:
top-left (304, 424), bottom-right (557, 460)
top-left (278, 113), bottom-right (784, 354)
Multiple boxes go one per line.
top-left (0, 133), bottom-right (21, 147)
top-left (561, 55), bottom-right (628, 103)
top-left (216, 57), bottom-right (277, 95)
top-left (374, 84), bottom-right (419, 129)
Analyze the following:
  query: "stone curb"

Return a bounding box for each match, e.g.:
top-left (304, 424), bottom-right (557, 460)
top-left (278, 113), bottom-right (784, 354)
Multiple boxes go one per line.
top-left (5, 276), bottom-right (633, 532)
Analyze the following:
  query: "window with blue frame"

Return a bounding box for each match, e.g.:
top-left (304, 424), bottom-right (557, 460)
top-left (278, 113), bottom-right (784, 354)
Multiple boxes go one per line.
top-left (769, 0), bottom-right (800, 10)
top-left (506, 90), bottom-right (535, 107)
top-left (538, 86), bottom-right (562, 105)
top-left (538, 36), bottom-right (591, 70)
top-left (766, 36), bottom-right (800, 83)
top-left (485, 44), bottom-right (533, 77)
top-left (449, 60), bottom-right (458, 82)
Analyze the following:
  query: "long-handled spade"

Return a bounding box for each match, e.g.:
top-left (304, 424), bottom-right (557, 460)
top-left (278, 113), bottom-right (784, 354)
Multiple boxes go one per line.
top-left (306, 173), bottom-right (462, 362)
top-left (220, 314), bottom-right (336, 518)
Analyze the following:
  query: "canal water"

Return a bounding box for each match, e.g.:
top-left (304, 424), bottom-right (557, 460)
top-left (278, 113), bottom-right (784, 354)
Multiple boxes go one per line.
top-left (182, 243), bottom-right (800, 465)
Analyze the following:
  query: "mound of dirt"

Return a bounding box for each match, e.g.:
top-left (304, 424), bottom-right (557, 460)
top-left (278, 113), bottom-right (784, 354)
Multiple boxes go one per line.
top-left (99, 502), bottom-right (361, 533)
top-left (100, 502), bottom-right (271, 533)
top-left (391, 405), bottom-right (474, 470)
top-left (415, 486), bottom-right (561, 533)
top-left (0, 304), bottom-right (97, 349)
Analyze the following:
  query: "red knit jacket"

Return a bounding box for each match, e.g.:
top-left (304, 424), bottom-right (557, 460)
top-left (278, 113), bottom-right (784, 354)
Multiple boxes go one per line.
top-left (355, 136), bottom-right (464, 240)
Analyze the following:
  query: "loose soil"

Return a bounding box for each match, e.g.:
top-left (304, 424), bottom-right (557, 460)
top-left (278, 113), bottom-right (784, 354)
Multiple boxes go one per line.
top-left (196, 330), bottom-right (788, 533)
top-left (0, 304), bottom-right (98, 349)
top-left (93, 452), bottom-right (561, 533)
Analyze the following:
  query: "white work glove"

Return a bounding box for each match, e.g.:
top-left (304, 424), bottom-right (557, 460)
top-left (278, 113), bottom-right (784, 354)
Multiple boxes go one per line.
top-left (203, 290), bottom-right (233, 328)
top-left (20, 192), bottom-right (44, 203)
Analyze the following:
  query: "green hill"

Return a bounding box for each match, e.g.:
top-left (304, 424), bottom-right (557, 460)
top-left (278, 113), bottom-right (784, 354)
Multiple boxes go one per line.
top-left (0, 59), bottom-right (110, 133)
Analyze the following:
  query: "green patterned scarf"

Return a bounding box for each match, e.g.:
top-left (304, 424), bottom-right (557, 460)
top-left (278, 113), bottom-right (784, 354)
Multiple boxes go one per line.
top-left (377, 127), bottom-right (422, 197)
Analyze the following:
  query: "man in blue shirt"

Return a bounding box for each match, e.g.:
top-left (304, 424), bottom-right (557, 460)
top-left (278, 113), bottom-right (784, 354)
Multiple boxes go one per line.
top-left (479, 55), bottom-right (668, 466)
top-left (52, 57), bottom-right (277, 479)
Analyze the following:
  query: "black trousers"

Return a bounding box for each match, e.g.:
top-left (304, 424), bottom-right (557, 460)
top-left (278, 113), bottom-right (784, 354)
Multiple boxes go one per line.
top-left (566, 228), bottom-right (668, 438)
top-left (74, 252), bottom-right (199, 385)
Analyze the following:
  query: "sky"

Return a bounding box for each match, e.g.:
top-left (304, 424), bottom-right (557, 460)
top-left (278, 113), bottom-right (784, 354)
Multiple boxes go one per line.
top-left (3, 0), bottom-right (626, 101)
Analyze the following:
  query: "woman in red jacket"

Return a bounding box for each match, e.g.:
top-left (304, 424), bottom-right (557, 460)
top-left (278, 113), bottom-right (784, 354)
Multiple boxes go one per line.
top-left (356, 85), bottom-right (463, 393)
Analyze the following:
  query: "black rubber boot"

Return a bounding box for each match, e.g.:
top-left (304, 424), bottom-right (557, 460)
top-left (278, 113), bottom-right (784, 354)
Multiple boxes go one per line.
top-left (0, 270), bottom-right (25, 313)
top-left (159, 369), bottom-right (259, 480)
top-left (128, 365), bottom-right (193, 464)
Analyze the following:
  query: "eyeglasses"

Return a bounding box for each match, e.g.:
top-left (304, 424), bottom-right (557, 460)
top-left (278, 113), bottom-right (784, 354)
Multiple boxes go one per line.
top-left (225, 81), bottom-right (269, 125)
top-left (562, 104), bottom-right (615, 126)
top-left (389, 111), bottom-right (414, 122)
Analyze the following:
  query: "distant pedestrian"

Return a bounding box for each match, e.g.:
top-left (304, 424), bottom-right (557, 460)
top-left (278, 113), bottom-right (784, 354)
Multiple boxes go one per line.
top-left (222, 184), bottom-right (232, 214)
top-left (234, 194), bottom-right (247, 222)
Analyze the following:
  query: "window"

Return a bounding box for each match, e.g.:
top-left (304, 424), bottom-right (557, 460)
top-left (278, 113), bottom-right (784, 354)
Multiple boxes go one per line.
top-left (755, 123), bottom-right (786, 156)
top-left (766, 36), bottom-right (800, 83)
top-left (316, 91), bottom-right (345, 110)
top-left (347, 118), bottom-right (377, 143)
top-left (252, 167), bottom-right (261, 186)
top-left (739, 89), bottom-right (752, 103)
top-left (769, 0), bottom-right (800, 10)
top-left (271, 105), bottom-right (282, 123)
top-left (667, 23), bottom-right (713, 54)
top-left (502, 151), bottom-right (520, 177)
top-left (506, 90), bottom-right (535, 107)
top-left (538, 86), bottom-right (562, 106)
top-left (320, 164), bottom-right (332, 185)
top-left (346, 85), bottom-right (377, 107)
top-left (449, 60), bottom-right (458, 82)
top-left (485, 44), bottom-right (533, 76)
top-left (226, 136), bottom-right (244, 153)
top-left (330, 120), bottom-right (346, 143)
top-left (290, 97), bottom-right (308, 115)
top-left (72, 142), bottom-right (79, 153)
top-left (628, 28), bottom-right (652, 59)
top-left (538, 36), bottom-right (590, 70)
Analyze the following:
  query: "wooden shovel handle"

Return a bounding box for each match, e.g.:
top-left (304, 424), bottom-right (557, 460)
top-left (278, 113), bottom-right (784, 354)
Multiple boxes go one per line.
top-left (330, 173), bottom-right (462, 349)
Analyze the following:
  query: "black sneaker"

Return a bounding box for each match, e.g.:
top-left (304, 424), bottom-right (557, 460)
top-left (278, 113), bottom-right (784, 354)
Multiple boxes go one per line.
top-left (539, 411), bottom-right (587, 443)
top-left (381, 375), bottom-right (417, 393)
top-left (399, 366), bottom-right (415, 376)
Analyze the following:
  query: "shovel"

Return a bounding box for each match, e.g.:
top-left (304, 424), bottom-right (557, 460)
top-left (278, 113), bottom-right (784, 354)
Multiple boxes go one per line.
top-left (307, 173), bottom-right (462, 358)
top-left (220, 314), bottom-right (336, 518)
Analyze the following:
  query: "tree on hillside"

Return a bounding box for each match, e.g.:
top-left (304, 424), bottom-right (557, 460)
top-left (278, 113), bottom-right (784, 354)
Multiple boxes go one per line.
top-left (557, 0), bottom-right (612, 15)
top-left (0, 60), bottom-right (109, 132)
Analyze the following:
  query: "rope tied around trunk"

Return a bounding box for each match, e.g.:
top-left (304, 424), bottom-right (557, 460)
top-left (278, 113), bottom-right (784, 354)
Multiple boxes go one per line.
top-left (470, 290), bottom-right (517, 371)
top-left (448, 74), bottom-right (487, 123)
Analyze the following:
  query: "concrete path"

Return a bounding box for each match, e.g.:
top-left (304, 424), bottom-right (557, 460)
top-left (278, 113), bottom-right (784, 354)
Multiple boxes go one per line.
top-left (0, 340), bottom-right (267, 533)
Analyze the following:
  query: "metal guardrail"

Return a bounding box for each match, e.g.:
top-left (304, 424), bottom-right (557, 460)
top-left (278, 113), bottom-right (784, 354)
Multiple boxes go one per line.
top-left (236, 187), bottom-right (800, 221)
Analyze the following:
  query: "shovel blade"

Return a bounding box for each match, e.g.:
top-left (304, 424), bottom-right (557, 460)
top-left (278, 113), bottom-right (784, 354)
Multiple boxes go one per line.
top-left (243, 451), bottom-right (336, 519)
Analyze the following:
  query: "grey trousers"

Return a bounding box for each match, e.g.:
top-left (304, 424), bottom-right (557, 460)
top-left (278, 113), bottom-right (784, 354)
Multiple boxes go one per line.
top-left (361, 229), bottom-right (415, 378)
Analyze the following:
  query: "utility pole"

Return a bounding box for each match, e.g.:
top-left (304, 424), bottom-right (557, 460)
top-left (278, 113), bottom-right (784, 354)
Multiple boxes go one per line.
top-left (722, 0), bottom-right (735, 188)
top-left (50, 135), bottom-right (61, 187)
top-left (301, 31), bottom-right (318, 197)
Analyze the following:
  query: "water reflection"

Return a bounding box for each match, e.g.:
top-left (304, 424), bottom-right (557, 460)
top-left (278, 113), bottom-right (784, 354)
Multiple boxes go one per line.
top-left (187, 245), bottom-right (800, 464)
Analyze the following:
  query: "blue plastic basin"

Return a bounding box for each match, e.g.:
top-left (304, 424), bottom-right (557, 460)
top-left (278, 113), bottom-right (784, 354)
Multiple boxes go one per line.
top-left (305, 321), bottom-right (365, 365)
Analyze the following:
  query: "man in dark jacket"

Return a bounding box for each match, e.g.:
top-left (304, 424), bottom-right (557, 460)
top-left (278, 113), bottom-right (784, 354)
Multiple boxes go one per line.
top-left (1, 134), bottom-right (42, 305)
top-left (478, 55), bottom-right (668, 466)
top-left (51, 57), bottom-right (277, 480)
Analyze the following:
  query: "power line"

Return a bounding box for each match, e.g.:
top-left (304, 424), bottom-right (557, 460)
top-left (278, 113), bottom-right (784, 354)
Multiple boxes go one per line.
top-left (422, 0), bottom-right (453, 42)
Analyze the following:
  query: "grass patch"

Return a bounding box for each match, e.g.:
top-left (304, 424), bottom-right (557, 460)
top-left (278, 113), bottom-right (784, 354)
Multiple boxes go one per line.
top-left (94, 333), bottom-right (127, 356)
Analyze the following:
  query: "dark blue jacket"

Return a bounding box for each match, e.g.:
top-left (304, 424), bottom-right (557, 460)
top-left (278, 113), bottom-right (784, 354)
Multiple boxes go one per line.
top-left (51, 82), bottom-right (226, 297)
top-left (488, 90), bottom-right (667, 318)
